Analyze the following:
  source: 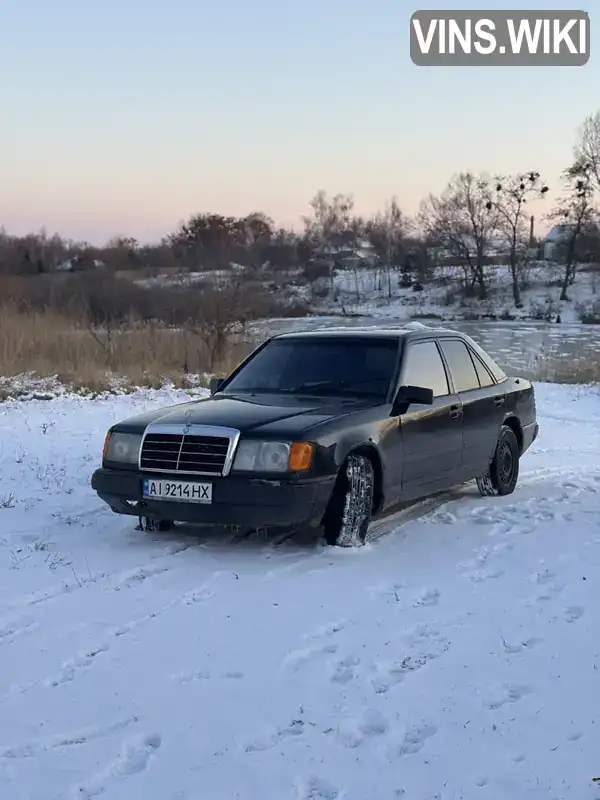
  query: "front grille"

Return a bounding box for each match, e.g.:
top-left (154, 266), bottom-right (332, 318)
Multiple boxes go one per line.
top-left (140, 433), bottom-right (230, 475)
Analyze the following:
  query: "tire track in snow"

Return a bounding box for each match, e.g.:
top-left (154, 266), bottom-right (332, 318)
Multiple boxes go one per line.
top-left (44, 642), bottom-right (111, 688)
top-left (44, 574), bottom-right (218, 687)
top-left (0, 571), bottom-right (230, 703)
top-left (369, 466), bottom-right (600, 544)
top-left (0, 616), bottom-right (39, 646)
top-left (367, 488), bottom-right (471, 542)
top-left (1, 539), bottom-right (201, 617)
top-left (8, 464), bottom-right (587, 623)
top-left (0, 716), bottom-right (138, 760)
top-left (442, 470), bottom-right (597, 727)
top-left (447, 473), bottom-right (600, 598)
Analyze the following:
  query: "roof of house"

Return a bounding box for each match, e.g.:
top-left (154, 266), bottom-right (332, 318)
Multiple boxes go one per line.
top-left (544, 224), bottom-right (576, 243)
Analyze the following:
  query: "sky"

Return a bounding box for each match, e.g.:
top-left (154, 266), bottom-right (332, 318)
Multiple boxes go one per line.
top-left (1, 0), bottom-right (597, 244)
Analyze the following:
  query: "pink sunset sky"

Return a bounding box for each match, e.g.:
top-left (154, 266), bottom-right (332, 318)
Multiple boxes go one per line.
top-left (2, 0), bottom-right (597, 245)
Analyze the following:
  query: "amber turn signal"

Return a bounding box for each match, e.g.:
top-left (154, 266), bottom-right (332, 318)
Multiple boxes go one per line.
top-left (102, 432), bottom-right (111, 459)
top-left (289, 442), bottom-right (314, 471)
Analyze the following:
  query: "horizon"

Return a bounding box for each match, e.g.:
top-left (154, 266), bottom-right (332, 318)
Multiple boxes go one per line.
top-left (2, 0), bottom-right (596, 245)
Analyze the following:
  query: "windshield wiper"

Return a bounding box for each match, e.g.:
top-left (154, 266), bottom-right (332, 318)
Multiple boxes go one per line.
top-left (288, 381), bottom-right (334, 392)
top-left (288, 378), bottom-right (388, 396)
top-left (230, 379), bottom-right (389, 396)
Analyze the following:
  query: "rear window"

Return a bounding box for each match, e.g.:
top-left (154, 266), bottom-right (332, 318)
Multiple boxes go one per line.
top-left (466, 338), bottom-right (506, 382)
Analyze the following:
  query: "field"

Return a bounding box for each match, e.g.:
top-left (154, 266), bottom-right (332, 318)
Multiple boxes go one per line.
top-left (1, 382), bottom-right (599, 799)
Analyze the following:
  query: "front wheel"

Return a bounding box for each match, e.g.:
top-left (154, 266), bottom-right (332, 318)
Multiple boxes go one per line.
top-left (322, 454), bottom-right (374, 547)
top-left (138, 517), bottom-right (174, 532)
top-left (477, 425), bottom-right (520, 497)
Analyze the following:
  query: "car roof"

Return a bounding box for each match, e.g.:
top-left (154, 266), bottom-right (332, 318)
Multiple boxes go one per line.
top-left (272, 323), bottom-right (466, 341)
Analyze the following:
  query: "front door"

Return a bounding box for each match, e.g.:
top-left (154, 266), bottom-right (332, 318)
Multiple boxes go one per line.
top-left (397, 339), bottom-right (463, 498)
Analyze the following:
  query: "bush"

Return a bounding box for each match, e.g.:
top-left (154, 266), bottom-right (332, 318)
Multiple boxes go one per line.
top-left (576, 300), bottom-right (600, 324)
top-left (303, 262), bottom-right (332, 282)
top-left (0, 303), bottom-right (260, 392)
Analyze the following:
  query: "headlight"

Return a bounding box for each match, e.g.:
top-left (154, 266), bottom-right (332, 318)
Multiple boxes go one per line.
top-left (103, 432), bottom-right (142, 465)
top-left (232, 440), bottom-right (314, 473)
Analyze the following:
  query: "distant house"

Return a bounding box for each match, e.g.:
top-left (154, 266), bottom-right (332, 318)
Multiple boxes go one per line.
top-left (311, 240), bottom-right (379, 270)
top-left (54, 256), bottom-right (107, 272)
top-left (542, 223), bottom-right (600, 263)
top-left (55, 258), bottom-right (75, 272)
top-left (542, 224), bottom-right (575, 261)
top-left (427, 235), bottom-right (516, 266)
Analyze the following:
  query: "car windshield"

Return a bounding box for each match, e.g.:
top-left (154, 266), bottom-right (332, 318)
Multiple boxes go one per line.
top-left (223, 337), bottom-right (400, 399)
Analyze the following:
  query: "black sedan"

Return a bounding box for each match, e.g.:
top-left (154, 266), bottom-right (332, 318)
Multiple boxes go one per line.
top-left (91, 324), bottom-right (538, 546)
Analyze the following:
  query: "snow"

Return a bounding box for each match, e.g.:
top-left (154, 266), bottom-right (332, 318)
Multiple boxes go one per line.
top-left (310, 263), bottom-right (600, 325)
top-left (1, 383), bottom-right (600, 799)
top-left (129, 260), bottom-right (600, 326)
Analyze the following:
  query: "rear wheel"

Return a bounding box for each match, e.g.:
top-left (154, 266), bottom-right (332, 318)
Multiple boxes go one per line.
top-left (323, 454), bottom-right (374, 547)
top-left (477, 425), bottom-right (520, 497)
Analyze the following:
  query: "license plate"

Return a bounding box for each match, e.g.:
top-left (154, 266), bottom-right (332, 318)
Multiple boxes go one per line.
top-left (142, 479), bottom-right (212, 503)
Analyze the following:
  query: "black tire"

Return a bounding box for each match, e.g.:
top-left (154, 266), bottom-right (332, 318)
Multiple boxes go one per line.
top-left (322, 453), bottom-right (374, 547)
top-left (139, 517), bottom-right (174, 532)
top-left (476, 425), bottom-right (520, 497)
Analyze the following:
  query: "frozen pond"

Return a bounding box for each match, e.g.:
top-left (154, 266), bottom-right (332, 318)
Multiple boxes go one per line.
top-left (249, 317), bottom-right (600, 381)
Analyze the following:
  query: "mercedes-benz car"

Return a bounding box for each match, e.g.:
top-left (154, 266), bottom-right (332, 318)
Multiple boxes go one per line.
top-left (91, 325), bottom-right (538, 546)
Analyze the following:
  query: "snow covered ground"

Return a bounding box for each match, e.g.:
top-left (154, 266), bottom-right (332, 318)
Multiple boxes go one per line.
top-left (1, 383), bottom-right (599, 799)
top-left (308, 263), bottom-right (600, 325)
top-left (127, 261), bottom-right (600, 325)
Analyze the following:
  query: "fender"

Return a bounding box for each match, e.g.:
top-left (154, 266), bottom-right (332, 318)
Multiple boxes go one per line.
top-left (330, 432), bottom-right (388, 514)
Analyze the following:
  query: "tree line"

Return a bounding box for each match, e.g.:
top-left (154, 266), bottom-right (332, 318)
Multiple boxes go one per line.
top-left (2, 110), bottom-right (600, 310)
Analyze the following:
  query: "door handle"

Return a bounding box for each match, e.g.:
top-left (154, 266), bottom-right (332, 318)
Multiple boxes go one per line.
top-left (493, 395), bottom-right (506, 407)
top-left (449, 405), bottom-right (462, 419)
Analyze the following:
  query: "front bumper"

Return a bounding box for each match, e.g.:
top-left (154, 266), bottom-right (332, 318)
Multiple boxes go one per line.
top-left (91, 468), bottom-right (336, 528)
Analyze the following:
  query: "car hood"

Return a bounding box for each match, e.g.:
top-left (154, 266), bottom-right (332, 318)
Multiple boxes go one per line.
top-left (117, 392), bottom-right (367, 436)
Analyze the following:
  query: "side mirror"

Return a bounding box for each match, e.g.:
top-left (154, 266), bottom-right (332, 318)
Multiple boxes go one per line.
top-left (391, 384), bottom-right (434, 415)
top-left (209, 376), bottom-right (225, 395)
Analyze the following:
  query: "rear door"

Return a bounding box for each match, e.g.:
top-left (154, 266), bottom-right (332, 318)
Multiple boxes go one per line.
top-left (437, 337), bottom-right (505, 475)
top-left (397, 339), bottom-right (463, 496)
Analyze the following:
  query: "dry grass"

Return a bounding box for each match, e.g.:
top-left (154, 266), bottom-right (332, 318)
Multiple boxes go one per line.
top-left (0, 305), bottom-right (254, 396)
top-left (1, 304), bottom-right (598, 398)
top-left (530, 353), bottom-right (600, 384)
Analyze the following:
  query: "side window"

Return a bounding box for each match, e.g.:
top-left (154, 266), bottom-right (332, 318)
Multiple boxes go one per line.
top-left (439, 339), bottom-right (480, 393)
top-left (469, 340), bottom-right (507, 382)
top-left (470, 350), bottom-right (495, 388)
top-left (402, 341), bottom-right (449, 397)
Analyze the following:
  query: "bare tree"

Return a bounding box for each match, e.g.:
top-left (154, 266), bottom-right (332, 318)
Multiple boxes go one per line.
top-left (367, 198), bottom-right (409, 297)
top-left (487, 172), bottom-right (549, 307)
top-left (0, 229), bottom-right (70, 274)
top-left (419, 172), bottom-right (497, 299)
top-left (167, 214), bottom-right (249, 271)
top-left (239, 212), bottom-right (274, 270)
top-left (303, 191), bottom-right (357, 250)
top-left (173, 280), bottom-right (266, 371)
top-left (102, 236), bottom-right (140, 271)
top-left (547, 160), bottom-right (598, 300)
top-left (574, 111), bottom-right (600, 192)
